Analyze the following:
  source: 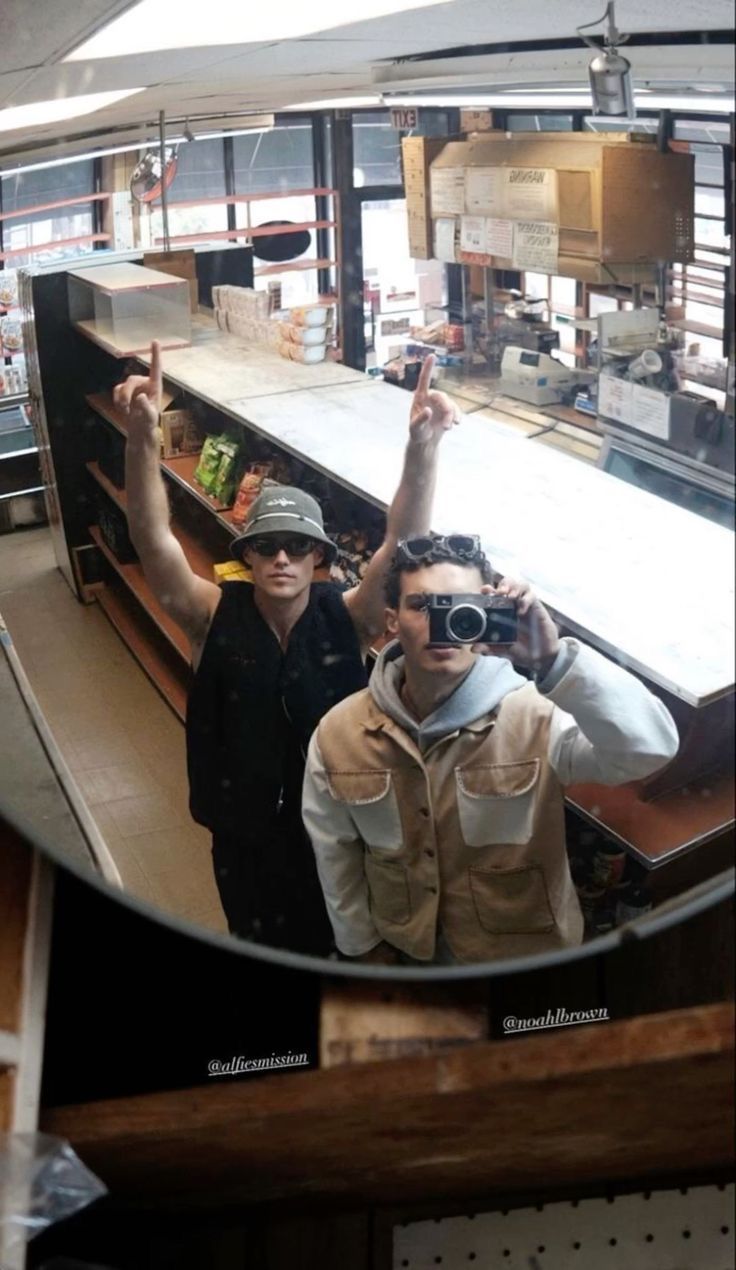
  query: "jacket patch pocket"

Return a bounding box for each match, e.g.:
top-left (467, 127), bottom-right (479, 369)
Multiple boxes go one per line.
top-left (326, 770), bottom-right (403, 851)
top-left (469, 865), bottom-right (554, 934)
top-left (365, 857), bottom-right (412, 926)
top-left (455, 760), bottom-right (540, 847)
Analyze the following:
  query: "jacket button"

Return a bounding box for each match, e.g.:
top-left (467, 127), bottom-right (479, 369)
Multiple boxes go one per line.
top-left (419, 807), bottom-right (430, 818)
top-left (424, 848), bottom-right (435, 859)
top-left (427, 885), bottom-right (438, 894)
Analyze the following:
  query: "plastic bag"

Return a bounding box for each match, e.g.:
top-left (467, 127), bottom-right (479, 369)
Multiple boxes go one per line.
top-left (0, 1132), bottom-right (107, 1256)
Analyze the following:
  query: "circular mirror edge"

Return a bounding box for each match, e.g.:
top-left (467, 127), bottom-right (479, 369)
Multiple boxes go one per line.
top-left (3, 798), bottom-right (733, 985)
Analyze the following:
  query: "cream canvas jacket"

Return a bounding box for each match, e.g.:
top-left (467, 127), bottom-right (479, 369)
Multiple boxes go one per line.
top-left (302, 638), bottom-right (679, 963)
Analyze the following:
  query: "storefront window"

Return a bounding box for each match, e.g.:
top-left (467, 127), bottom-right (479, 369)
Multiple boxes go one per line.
top-left (353, 111), bottom-right (403, 186)
top-left (507, 114), bottom-right (574, 131)
top-left (1, 158), bottom-right (95, 268)
top-left (362, 198), bottom-right (445, 368)
top-left (148, 137), bottom-right (228, 244)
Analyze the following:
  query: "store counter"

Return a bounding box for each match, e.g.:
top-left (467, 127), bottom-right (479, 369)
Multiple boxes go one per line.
top-left (0, 616), bottom-right (121, 884)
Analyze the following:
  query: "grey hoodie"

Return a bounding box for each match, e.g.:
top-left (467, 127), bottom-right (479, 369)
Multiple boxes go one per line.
top-left (369, 640), bottom-right (529, 753)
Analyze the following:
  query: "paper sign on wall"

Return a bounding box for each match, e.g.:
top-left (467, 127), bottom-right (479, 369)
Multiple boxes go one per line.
top-left (503, 168), bottom-right (558, 221)
top-left (512, 220), bottom-right (559, 273)
top-left (460, 216), bottom-right (488, 254)
top-left (434, 218), bottom-right (457, 263)
top-left (632, 385), bottom-right (671, 441)
top-left (465, 167), bottom-right (505, 216)
top-left (430, 167), bottom-right (466, 216)
top-left (486, 218), bottom-right (514, 259)
top-left (598, 373), bottom-right (634, 425)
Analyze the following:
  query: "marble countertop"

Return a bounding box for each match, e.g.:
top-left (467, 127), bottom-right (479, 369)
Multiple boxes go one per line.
top-left (141, 318), bottom-right (368, 409)
top-left (149, 329), bottom-right (733, 706)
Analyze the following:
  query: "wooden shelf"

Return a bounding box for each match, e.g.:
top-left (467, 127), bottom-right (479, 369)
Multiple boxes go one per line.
top-left (74, 320), bottom-right (190, 360)
top-left (86, 464), bottom-right (226, 583)
top-left (161, 453), bottom-right (232, 516)
top-left (86, 393), bottom-right (239, 534)
top-left (86, 392), bottom-right (129, 438)
top-left (87, 460), bottom-right (126, 510)
top-left (568, 768), bottom-right (736, 866)
top-left (254, 258), bottom-right (336, 277)
top-left (40, 1002), bottom-right (734, 1211)
top-left (95, 581), bottom-right (188, 722)
top-left (88, 526), bottom-right (190, 665)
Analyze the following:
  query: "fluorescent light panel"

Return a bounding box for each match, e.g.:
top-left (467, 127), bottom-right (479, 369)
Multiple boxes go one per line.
top-left (283, 96), bottom-right (384, 111)
top-left (65, 0), bottom-right (449, 59)
top-left (0, 89), bottom-right (145, 134)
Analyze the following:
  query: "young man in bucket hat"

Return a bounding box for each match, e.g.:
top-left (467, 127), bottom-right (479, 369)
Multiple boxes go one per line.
top-left (115, 342), bottom-right (460, 954)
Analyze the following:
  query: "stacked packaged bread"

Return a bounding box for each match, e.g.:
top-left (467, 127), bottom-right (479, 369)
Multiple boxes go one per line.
top-left (212, 286), bottom-right (281, 347)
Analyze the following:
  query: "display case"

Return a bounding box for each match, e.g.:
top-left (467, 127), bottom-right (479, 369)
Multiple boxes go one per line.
top-left (67, 261), bottom-right (192, 358)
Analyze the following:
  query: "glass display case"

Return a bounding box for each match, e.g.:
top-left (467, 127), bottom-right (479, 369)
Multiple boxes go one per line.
top-left (67, 261), bottom-right (191, 357)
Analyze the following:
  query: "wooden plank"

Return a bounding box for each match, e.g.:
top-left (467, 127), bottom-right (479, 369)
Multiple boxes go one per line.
top-left (320, 980), bottom-right (489, 1067)
top-left (0, 821), bottom-right (33, 1035)
top-left (40, 1003), bottom-right (734, 1211)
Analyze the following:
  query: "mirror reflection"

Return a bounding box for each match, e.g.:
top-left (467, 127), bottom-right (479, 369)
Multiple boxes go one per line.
top-left (2, 188), bottom-right (734, 974)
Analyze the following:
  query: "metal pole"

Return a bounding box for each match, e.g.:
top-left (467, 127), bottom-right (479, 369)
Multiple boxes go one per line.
top-left (159, 110), bottom-right (170, 252)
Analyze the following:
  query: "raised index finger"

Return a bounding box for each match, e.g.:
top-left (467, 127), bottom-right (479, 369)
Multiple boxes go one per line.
top-left (414, 353), bottom-right (435, 401)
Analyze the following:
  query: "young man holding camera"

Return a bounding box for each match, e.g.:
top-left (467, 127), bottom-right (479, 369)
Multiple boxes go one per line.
top-left (302, 534), bottom-right (679, 965)
top-left (115, 346), bottom-right (459, 955)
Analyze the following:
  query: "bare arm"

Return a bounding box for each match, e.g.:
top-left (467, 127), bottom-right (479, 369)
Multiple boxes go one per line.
top-left (344, 354), bottom-right (458, 647)
top-left (116, 341), bottom-right (220, 652)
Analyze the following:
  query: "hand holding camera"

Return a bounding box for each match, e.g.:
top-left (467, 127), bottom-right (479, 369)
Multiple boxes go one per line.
top-left (427, 578), bottom-right (560, 673)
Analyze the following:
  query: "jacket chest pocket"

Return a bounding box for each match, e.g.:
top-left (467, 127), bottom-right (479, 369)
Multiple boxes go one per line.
top-left (326, 770), bottom-right (403, 852)
top-left (455, 760), bottom-right (540, 847)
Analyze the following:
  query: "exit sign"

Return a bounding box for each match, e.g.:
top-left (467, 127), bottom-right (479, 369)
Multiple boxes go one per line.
top-left (390, 107), bottom-right (418, 131)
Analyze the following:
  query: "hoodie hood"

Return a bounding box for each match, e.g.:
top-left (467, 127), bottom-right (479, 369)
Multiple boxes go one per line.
top-left (369, 640), bottom-right (527, 752)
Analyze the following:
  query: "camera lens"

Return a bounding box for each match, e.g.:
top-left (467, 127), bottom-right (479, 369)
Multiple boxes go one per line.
top-left (446, 603), bottom-right (485, 644)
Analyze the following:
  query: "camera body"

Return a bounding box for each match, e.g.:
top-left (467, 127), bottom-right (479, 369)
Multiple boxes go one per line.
top-left (427, 593), bottom-right (518, 648)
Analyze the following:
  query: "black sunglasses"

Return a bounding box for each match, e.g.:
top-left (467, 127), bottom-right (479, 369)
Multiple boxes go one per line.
top-left (247, 536), bottom-right (318, 559)
top-left (397, 534), bottom-right (481, 562)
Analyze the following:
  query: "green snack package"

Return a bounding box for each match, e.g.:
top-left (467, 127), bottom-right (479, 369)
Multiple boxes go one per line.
top-left (194, 434), bottom-right (227, 493)
top-left (212, 440), bottom-right (240, 505)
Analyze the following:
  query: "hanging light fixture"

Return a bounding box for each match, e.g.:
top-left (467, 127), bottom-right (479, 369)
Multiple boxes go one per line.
top-left (577, 1), bottom-right (635, 117)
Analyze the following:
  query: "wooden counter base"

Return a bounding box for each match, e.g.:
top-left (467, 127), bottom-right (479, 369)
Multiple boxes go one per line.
top-left (42, 1002), bottom-right (734, 1212)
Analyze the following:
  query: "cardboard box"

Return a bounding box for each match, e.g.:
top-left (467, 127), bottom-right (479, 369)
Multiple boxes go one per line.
top-left (459, 109), bottom-right (495, 134)
top-left (158, 390), bottom-right (200, 458)
top-left (427, 135), bottom-right (694, 272)
top-left (402, 136), bottom-right (451, 260)
top-left (143, 249), bottom-right (199, 313)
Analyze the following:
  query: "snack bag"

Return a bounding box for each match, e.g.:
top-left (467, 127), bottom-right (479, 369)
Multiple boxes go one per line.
top-left (230, 462), bottom-right (274, 526)
top-left (194, 434), bottom-right (228, 493)
top-left (212, 440), bottom-right (240, 506)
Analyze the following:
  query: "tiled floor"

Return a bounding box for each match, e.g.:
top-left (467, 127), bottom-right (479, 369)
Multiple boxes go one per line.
top-left (0, 525), bottom-right (228, 936)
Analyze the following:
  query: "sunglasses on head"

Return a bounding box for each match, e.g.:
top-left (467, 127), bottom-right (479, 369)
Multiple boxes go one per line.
top-left (397, 534), bottom-right (481, 562)
top-left (247, 535), bottom-right (317, 559)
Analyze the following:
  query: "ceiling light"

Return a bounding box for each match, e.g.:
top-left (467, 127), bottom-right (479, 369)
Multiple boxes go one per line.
top-left (577, 2), bottom-right (634, 117)
top-left (283, 96), bottom-right (384, 111)
top-left (65, 0), bottom-right (449, 59)
top-left (0, 89), bottom-right (145, 134)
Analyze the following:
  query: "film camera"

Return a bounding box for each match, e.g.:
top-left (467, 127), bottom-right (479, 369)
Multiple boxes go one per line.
top-left (427, 593), bottom-right (518, 648)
